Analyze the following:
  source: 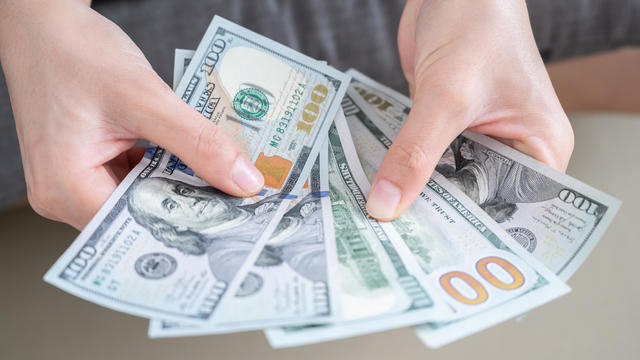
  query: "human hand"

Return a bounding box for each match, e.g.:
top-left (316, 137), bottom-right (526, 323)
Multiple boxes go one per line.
top-left (366, 0), bottom-right (574, 221)
top-left (0, 0), bottom-right (264, 229)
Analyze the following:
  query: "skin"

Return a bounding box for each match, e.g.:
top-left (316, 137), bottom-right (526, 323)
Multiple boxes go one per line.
top-left (365, 0), bottom-right (574, 221)
top-left (0, 0), bottom-right (573, 228)
top-left (0, 0), bottom-right (264, 229)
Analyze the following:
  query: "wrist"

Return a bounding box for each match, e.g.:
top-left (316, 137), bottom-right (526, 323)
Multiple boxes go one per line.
top-left (0, 0), bottom-right (91, 64)
top-left (0, 0), bottom-right (91, 40)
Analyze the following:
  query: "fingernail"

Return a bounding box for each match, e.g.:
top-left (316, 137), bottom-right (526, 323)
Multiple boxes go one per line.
top-left (232, 156), bottom-right (264, 194)
top-left (366, 179), bottom-right (401, 220)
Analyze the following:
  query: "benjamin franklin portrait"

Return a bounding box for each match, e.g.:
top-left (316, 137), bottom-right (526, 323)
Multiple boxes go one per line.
top-left (437, 136), bottom-right (564, 223)
top-left (127, 177), bottom-right (325, 295)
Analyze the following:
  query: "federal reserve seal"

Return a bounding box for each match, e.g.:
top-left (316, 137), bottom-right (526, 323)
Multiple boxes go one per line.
top-left (135, 253), bottom-right (177, 280)
top-left (506, 227), bottom-right (537, 253)
top-left (233, 88), bottom-right (269, 120)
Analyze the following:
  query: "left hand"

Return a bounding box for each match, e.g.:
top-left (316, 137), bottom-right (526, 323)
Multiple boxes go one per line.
top-left (366, 0), bottom-right (574, 221)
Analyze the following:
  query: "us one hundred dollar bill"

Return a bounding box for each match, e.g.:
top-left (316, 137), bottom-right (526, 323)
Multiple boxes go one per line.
top-left (265, 98), bottom-right (569, 348)
top-left (149, 142), bottom-right (340, 336)
top-left (344, 69), bottom-right (619, 347)
top-left (266, 110), bottom-right (450, 347)
top-left (347, 69), bottom-right (621, 281)
top-left (148, 49), bottom-right (340, 336)
top-left (43, 16), bottom-right (349, 323)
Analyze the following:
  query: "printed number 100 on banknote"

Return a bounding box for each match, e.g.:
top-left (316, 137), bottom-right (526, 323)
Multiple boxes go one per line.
top-left (43, 17), bottom-right (349, 324)
top-left (177, 16), bottom-right (348, 195)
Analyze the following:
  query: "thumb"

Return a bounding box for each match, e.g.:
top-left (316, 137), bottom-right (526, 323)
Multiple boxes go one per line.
top-left (365, 89), bottom-right (461, 221)
top-left (135, 86), bottom-right (264, 197)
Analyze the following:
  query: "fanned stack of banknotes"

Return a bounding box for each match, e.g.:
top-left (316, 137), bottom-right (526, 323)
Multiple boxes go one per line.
top-left (44, 16), bottom-right (621, 348)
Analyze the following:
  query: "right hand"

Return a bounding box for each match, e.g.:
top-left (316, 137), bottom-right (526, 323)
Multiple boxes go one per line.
top-left (366, 0), bottom-right (573, 221)
top-left (0, 0), bottom-right (264, 229)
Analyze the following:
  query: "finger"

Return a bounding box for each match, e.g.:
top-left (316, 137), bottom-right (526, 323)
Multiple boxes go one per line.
top-left (366, 88), bottom-right (461, 221)
top-left (133, 85), bottom-right (264, 197)
top-left (64, 165), bottom-right (121, 229)
top-left (467, 108), bottom-right (574, 172)
top-left (64, 146), bottom-right (149, 229)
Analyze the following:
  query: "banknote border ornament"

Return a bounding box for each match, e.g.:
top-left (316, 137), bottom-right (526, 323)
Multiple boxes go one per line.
top-left (44, 15), bottom-right (350, 325)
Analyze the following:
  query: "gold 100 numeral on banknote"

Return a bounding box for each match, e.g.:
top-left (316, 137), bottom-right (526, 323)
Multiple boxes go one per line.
top-left (44, 16), bottom-right (349, 324)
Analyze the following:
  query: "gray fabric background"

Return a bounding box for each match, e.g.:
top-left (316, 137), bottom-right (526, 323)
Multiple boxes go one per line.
top-left (1, 0), bottom-right (639, 211)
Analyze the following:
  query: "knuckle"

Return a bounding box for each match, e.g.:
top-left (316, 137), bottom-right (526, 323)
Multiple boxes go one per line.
top-left (152, 76), bottom-right (176, 99)
top-left (541, 114), bottom-right (575, 169)
top-left (194, 123), bottom-right (223, 160)
top-left (564, 122), bottom-right (575, 155)
top-left (559, 121), bottom-right (575, 169)
top-left (415, 71), bottom-right (473, 112)
top-left (392, 140), bottom-right (431, 176)
top-left (117, 72), bottom-right (174, 120)
top-left (437, 83), bottom-right (472, 111)
top-left (26, 183), bottom-right (54, 219)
